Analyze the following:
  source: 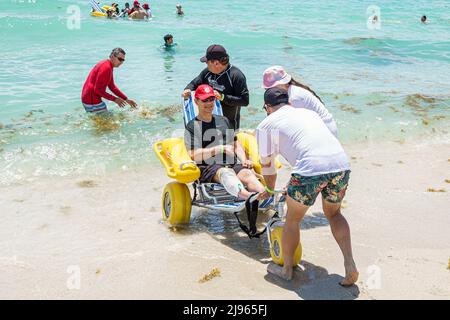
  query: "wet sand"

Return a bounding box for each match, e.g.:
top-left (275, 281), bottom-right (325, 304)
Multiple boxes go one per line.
top-left (0, 137), bottom-right (449, 300)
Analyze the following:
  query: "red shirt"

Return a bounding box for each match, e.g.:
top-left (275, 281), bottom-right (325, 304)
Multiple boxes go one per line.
top-left (81, 60), bottom-right (127, 105)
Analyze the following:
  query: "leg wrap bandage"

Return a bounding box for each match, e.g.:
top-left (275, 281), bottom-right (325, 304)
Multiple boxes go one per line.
top-left (218, 168), bottom-right (244, 198)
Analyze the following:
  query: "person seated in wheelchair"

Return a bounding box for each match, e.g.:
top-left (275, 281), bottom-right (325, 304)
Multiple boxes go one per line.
top-left (184, 84), bottom-right (265, 219)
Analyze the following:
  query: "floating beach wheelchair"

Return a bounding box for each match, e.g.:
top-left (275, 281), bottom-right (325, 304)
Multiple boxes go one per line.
top-left (152, 94), bottom-right (301, 266)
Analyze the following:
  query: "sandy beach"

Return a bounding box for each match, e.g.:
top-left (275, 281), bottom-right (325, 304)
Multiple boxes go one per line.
top-left (0, 136), bottom-right (449, 300)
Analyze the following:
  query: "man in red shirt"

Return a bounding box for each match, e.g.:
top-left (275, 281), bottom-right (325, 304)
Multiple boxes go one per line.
top-left (81, 48), bottom-right (137, 113)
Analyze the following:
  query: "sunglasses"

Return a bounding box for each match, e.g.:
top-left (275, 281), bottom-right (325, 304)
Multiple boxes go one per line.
top-left (116, 56), bottom-right (125, 62)
top-left (201, 97), bottom-right (215, 103)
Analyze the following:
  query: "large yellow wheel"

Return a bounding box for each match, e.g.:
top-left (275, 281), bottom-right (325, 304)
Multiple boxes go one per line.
top-left (161, 182), bottom-right (192, 225)
top-left (270, 225), bottom-right (302, 266)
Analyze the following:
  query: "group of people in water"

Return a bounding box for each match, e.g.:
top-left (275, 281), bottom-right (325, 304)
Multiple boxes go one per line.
top-left (101, 1), bottom-right (184, 20)
top-left (81, 45), bottom-right (359, 286)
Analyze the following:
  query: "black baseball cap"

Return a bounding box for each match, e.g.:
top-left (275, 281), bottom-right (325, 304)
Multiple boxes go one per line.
top-left (200, 44), bottom-right (228, 62)
top-left (264, 87), bottom-right (289, 106)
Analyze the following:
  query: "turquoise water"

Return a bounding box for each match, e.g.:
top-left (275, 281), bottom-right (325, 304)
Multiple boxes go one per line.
top-left (1, 0), bottom-right (449, 185)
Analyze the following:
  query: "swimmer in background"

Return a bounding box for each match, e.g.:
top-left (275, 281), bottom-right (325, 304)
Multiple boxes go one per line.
top-left (421, 15), bottom-right (427, 23)
top-left (142, 3), bottom-right (152, 19)
top-left (111, 3), bottom-right (120, 14)
top-left (128, 0), bottom-right (148, 20)
top-left (106, 8), bottom-right (119, 19)
top-left (176, 4), bottom-right (184, 16)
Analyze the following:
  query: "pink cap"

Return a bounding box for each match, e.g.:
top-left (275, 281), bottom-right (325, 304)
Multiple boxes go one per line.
top-left (262, 65), bottom-right (292, 89)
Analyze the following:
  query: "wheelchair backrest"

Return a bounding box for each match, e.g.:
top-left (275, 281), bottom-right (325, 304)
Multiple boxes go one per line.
top-left (182, 92), bottom-right (223, 127)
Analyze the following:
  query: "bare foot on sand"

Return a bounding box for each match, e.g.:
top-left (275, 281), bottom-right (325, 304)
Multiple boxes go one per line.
top-left (339, 264), bottom-right (359, 287)
top-left (267, 262), bottom-right (293, 281)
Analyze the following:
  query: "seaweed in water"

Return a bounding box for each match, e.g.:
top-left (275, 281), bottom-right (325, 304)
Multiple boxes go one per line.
top-left (343, 37), bottom-right (376, 45)
top-left (339, 104), bottom-right (361, 114)
top-left (199, 268), bottom-right (221, 283)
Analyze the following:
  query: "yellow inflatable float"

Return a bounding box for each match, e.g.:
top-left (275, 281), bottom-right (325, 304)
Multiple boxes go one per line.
top-left (90, 5), bottom-right (112, 17)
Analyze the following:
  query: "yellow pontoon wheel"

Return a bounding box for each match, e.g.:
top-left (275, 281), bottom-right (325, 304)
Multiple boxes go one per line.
top-left (162, 182), bottom-right (192, 225)
top-left (270, 225), bottom-right (302, 266)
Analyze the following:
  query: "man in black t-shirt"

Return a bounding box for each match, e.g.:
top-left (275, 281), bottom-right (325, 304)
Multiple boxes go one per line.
top-left (184, 85), bottom-right (264, 202)
top-left (182, 45), bottom-right (249, 131)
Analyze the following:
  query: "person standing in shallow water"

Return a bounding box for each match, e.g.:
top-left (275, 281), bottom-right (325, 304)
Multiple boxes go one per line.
top-left (81, 48), bottom-right (137, 113)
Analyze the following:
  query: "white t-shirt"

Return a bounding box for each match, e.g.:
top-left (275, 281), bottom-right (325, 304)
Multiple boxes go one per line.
top-left (256, 105), bottom-right (350, 176)
top-left (288, 85), bottom-right (333, 123)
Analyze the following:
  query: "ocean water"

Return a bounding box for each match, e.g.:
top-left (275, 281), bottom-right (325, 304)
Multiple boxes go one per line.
top-left (0, 0), bottom-right (449, 185)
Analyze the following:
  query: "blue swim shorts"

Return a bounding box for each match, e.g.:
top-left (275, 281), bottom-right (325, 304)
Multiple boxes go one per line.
top-left (82, 101), bottom-right (107, 113)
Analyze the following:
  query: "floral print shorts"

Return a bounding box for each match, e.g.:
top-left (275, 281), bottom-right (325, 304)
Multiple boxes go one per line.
top-left (287, 170), bottom-right (350, 206)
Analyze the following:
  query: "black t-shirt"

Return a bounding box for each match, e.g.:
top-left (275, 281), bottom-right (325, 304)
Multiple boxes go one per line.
top-left (184, 115), bottom-right (237, 166)
top-left (184, 65), bottom-right (249, 130)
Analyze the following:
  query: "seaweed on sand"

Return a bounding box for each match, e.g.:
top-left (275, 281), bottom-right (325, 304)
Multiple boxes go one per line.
top-left (199, 268), bottom-right (221, 283)
top-left (156, 104), bottom-right (180, 122)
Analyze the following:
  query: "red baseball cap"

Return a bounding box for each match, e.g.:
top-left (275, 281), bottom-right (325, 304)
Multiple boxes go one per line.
top-left (194, 84), bottom-right (215, 100)
top-left (142, 3), bottom-right (149, 9)
top-left (133, 1), bottom-right (140, 6)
